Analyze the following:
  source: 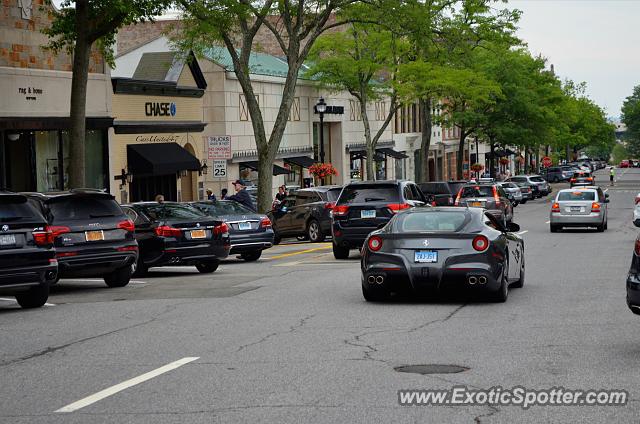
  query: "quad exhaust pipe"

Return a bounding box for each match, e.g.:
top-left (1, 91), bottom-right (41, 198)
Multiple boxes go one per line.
top-left (468, 276), bottom-right (477, 285)
top-left (478, 276), bottom-right (487, 285)
top-left (367, 275), bottom-right (385, 285)
top-left (467, 275), bottom-right (487, 285)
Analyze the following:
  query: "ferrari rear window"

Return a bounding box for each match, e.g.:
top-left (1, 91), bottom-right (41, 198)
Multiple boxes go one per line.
top-left (398, 211), bottom-right (467, 232)
top-left (558, 191), bottom-right (596, 201)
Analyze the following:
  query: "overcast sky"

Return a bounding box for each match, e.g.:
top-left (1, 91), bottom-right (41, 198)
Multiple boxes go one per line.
top-left (509, 0), bottom-right (640, 118)
top-left (52, 0), bottom-right (636, 117)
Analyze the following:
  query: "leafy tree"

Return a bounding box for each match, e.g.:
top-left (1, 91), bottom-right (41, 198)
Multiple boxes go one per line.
top-left (307, 4), bottom-right (405, 180)
top-left (611, 143), bottom-right (629, 164)
top-left (176, 0), bottom-right (356, 212)
top-left (622, 85), bottom-right (640, 157)
top-left (44, 0), bottom-right (172, 188)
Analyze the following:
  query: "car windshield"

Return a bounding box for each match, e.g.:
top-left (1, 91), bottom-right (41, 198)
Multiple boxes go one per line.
top-left (47, 196), bottom-right (123, 221)
top-left (0, 196), bottom-right (37, 221)
top-left (141, 203), bottom-right (205, 220)
top-left (558, 191), bottom-right (596, 201)
top-left (196, 201), bottom-right (254, 215)
top-left (460, 186), bottom-right (494, 198)
top-left (338, 184), bottom-right (399, 204)
top-left (530, 176), bottom-right (545, 182)
top-left (573, 172), bottom-right (591, 178)
top-left (502, 183), bottom-right (518, 189)
top-left (398, 211), bottom-right (468, 232)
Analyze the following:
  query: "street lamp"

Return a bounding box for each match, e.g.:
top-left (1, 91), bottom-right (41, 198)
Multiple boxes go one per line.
top-left (199, 160), bottom-right (208, 176)
top-left (315, 97), bottom-right (327, 185)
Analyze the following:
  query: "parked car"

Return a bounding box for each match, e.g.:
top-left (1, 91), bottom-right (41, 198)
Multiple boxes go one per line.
top-left (569, 171), bottom-right (595, 187)
top-left (418, 181), bottom-right (462, 206)
top-left (620, 160), bottom-right (631, 168)
top-left (331, 180), bottom-right (428, 259)
top-left (360, 207), bottom-right (524, 302)
top-left (191, 200), bottom-right (273, 261)
top-left (122, 202), bottom-right (230, 274)
top-left (634, 193), bottom-right (640, 226)
top-left (549, 187), bottom-right (608, 232)
top-left (508, 181), bottom-right (532, 203)
top-left (543, 166), bottom-right (571, 183)
top-left (506, 175), bottom-right (551, 197)
top-left (267, 185), bottom-right (343, 244)
top-left (454, 183), bottom-right (514, 225)
top-left (627, 219), bottom-right (640, 314)
top-left (0, 192), bottom-right (57, 308)
top-left (497, 182), bottom-right (523, 206)
top-left (25, 190), bottom-right (138, 287)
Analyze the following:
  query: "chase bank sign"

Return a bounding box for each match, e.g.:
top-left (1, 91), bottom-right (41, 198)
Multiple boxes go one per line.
top-left (145, 102), bottom-right (177, 117)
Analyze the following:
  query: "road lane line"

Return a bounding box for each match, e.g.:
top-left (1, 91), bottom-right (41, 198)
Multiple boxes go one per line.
top-left (55, 357), bottom-right (199, 413)
top-left (517, 230), bottom-right (528, 235)
top-left (545, 220), bottom-right (550, 224)
top-left (266, 246), bottom-right (332, 260)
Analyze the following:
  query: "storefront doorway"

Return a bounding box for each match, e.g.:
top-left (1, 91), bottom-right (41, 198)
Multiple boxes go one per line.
top-left (180, 143), bottom-right (197, 201)
top-left (130, 174), bottom-right (177, 202)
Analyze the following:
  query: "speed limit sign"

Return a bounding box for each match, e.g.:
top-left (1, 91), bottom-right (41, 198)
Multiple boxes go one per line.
top-left (213, 160), bottom-right (227, 178)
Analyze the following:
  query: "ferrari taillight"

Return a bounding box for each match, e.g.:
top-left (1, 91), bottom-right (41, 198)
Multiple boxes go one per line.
top-left (368, 235), bottom-right (383, 252)
top-left (635, 238), bottom-right (640, 256)
top-left (472, 235), bottom-right (489, 252)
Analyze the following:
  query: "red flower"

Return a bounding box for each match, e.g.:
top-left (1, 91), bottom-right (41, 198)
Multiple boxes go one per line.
top-left (309, 162), bottom-right (338, 179)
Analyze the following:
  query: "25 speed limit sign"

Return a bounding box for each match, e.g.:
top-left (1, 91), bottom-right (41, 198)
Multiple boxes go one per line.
top-left (213, 160), bottom-right (227, 178)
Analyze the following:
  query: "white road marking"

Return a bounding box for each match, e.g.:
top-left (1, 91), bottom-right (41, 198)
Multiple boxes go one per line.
top-left (55, 357), bottom-right (199, 413)
top-left (517, 230), bottom-right (529, 235)
top-left (60, 279), bottom-right (148, 285)
top-left (273, 260), bottom-right (302, 267)
top-left (0, 298), bottom-right (56, 307)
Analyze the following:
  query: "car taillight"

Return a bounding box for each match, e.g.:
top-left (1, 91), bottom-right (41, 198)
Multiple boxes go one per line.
top-left (570, 178), bottom-right (576, 183)
top-left (154, 225), bottom-right (182, 237)
top-left (117, 246), bottom-right (138, 252)
top-left (49, 225), bottom-right (71, 239)
top-left (431, 201), bottom-right (437, 207)
top-left (368, 235), bottom-right (383, 251)
top-left (333, 205), bottom-right (349, 216)
top-left (472, 235), bottom-right (489, 252)
top-left (117, 219), bottom-right (135, 232)
top-left (387, 203), bottom-right (411, 213)
top-left (32, 227), bottom-right (54, 246)
top-left (454, 189), bottom-right (462, 206)
top-left (324, 202), bottom-right (335, 210)
top-left (591, 202), bottom-right (601, 213)
top-left (636, 195), bottom-right (640, 205)
top-left (551, 202), bottom-right (560, 213)
top-left (635, 238), bottom-right (640, 256)
top-left (213, 222), bottom-right (229, 235)
top-left (586, 177), bottom-right (593, 182)
top-left (492, 186), bottom-right (501, 206)
top-left (260, 217), bottom-right (272, 228)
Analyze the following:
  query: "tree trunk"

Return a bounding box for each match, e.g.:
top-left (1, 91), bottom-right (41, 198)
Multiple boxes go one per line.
top-left (535, 148), bottom-right (540, 174)
top-left (359, 94), bottom-right (375, 180)
top-left (257, 145), bottom-right (277, 213)
top-left (489, 141), bottom-right (496, 178)
top-left (419, 98), bottom-right (432, 183)
top-left (524, 149), bottom-right (530, 174)
top-left (68, 0), bottom-right (91, 189)
top-left (456, 127), bottom-right (466, 180)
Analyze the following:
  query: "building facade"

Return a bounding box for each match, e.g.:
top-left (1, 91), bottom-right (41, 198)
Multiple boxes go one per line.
top-left (0, 1), bottom-right (112, 192)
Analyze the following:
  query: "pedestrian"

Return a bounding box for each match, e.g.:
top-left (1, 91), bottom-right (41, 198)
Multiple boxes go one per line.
top-left (226, 179), bottom-right (256, 211)
top-left (155, 194), bottom-right (164, 203)
top-left (610, 166), bottom-right (615, 186)
top-left (206, 189), bottom-right (216, 201)
top-left (275, 185), bottom-right (287, 202)
top-left (221, 188), bottom-right (228, 200)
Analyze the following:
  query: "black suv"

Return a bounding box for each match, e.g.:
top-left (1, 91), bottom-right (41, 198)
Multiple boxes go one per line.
top-left (267, 185), bottom-right (342, 243)
top-left (25, 190), bottom-right (138, 288)
top-left (122, 202), bottom-right (230, 274)
top-left (0, 192), bottom-right (57, 308)
top-left (331, 180), bottom-right (427, 259)
top-left (418, 181), bottom-right (467, 206)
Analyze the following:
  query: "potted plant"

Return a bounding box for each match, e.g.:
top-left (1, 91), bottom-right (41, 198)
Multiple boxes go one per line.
top-left (309, 162), bottom-right (338, 184)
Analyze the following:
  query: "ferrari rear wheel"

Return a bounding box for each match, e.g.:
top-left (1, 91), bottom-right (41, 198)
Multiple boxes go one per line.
top-left (492, 261), bottom-right (509, 303)
top-left (511, 255), bottom-right (525, 288)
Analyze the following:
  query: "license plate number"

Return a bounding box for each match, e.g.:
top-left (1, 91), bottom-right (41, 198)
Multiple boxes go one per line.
top-left (238, 222), bottom-right (252, 230)
top-left (570, 206), bottom-right (582, 212)
top-left (361, 210), bottom-right (376, 219)
top-left (0, 234), bottom-right (16, 246)
top-left (469, 201), bottom-right (483, 208)
top-left (191, 229), bottom-right (206, 239)
top-left (85, 231), bottom-right (104, 242)
top-left (415, 250), bottom-right (438, 263)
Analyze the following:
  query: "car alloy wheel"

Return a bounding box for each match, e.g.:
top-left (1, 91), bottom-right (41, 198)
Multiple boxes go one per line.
top-left (493, 260), bottom-right (509, 303)
top-left (307, 220), bottom-right (324, 243)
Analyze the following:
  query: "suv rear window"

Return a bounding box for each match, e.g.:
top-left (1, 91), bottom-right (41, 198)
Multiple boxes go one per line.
top-left (399, 211), bottom-right (468, 232)
top-left (140, 203), bottom-right (205, 220)
top-left (47, 196), bottom-right (123, 221)
top-left (420, 183), bottom-right (450, 195)
top-left (573, 172), bottom-right (591, 178)
top-left (558, 191), bottom-right (596, 201)
top-left (196, 201), bottom-right (253, 215)
top-left (460, 186), bottom-right (495, 198)
top-left (338, 184), bottom-right (400, 204)
top-left (0, 196), bottom-right (39, 221)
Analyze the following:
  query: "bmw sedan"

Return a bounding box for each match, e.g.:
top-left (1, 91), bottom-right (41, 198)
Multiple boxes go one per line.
top-left (361, 207), bottom-right (525, 302)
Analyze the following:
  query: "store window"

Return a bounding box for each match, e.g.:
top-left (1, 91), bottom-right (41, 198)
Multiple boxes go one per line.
top-left (375, 157), bottom-right (387, 180)
top-left (395, 157), bottom-right (406, 180)
top-left (35, 131), bottom-right (62, 192)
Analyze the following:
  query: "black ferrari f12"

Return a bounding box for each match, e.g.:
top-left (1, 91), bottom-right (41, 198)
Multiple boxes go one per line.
top-left (361, 207), bottom-right (525, 302)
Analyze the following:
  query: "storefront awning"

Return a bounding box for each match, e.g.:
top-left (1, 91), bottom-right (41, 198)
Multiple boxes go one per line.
top-left (128, 143), bottom-right (201, 176)
top-left (284, 156), bottom-right (316, 168)
top-left (377, 147), bottom-right (409, 159)
top-left (350, 147), bottom-right (407, 161)
top-left (240, 161), bottom-right (291, 176)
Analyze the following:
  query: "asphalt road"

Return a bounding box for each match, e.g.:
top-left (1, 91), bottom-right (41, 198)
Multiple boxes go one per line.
top-left (1, 168), bottom-right (640, 423)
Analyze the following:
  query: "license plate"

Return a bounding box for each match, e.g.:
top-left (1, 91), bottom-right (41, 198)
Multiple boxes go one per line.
top-left (415, 250), bottom-right (438, 263)
top-left (85, 231), bottom-right (104, 242)
top-left (361, 210), bottom-right (376, 219)
top-left (469, 201), bottom-right (483, 208)
top-left (0, 234), bottom-right (16, 246)
top-left (570, 206), bottom-right (582, 212)
top-left (238, 222), bottom-right (252, 230)
top-left (191, 229), bottom-right (206, 239)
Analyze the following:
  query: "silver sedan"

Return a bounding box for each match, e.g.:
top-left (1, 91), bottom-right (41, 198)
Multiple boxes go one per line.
top-left (550, 188), bottom-right (608, 232)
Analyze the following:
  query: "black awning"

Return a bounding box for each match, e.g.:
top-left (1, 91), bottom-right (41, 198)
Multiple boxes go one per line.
top-left (240, 161), bottom-right (291, 176)
top-left (127, 143), bottom-right (201, 176)
top-left (284, 156), bottom-right (316, 168)
top-left (113, 120), bottom-right (206, 134)
top-left (0, 116), bottom-right (113, 130)
top-left (377, 147), bottom-right (409, 159)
